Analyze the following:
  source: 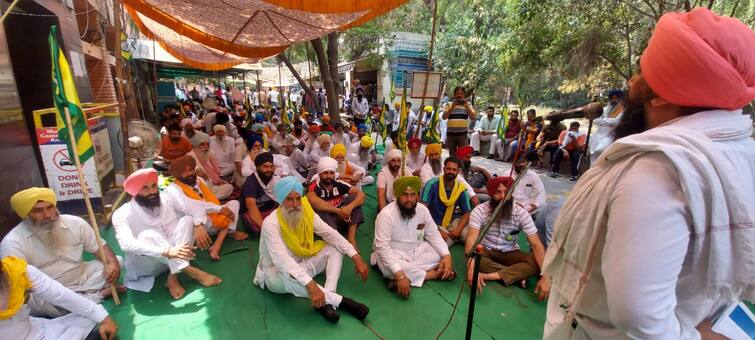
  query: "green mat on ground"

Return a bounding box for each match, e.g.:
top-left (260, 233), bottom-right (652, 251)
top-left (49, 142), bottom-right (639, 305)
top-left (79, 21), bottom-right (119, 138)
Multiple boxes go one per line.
top-left (100, 177), bottom-right (548, 340)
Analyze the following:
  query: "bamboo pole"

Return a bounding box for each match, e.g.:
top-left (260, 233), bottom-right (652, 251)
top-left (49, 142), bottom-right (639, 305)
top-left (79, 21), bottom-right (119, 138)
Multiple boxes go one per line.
top-left (112, 0), bottom-right (132, 177)
top-left (0, 0), bottom-right (20, 23)
top-left (412, 0), bottom-right (439, 139)
top-left (63, 107), bottom-right (120, 305)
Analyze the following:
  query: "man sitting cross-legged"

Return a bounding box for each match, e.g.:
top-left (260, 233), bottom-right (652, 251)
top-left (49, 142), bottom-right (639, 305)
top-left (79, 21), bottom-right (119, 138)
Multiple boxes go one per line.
top-left (307, 157), bottom-right (366, 250)
top-left (112, 168), bottom-right (222, 300)
top-left (254, 177), bottom-right (370, 323)
top-left (420, 157), bottom-right (473, 247)
top-left (1, 188), bottom-right (124, 317)
top-left (241, 152), bottom-right (280, 235)
top-left (164, 155), bottom-right (249, 261)
top-left (330, 143), bottom-right (367, 188)
top-left (371, 176), bottom-right (455, 298)
top-left (464, 177), bottom-right (549, 300)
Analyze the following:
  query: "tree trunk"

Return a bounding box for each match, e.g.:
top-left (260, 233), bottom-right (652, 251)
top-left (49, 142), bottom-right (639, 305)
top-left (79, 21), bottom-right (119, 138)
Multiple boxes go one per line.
top-left (278, 54), bottom-right (321, 112)
top-left (326, 32), bottom-right (341, 111)
top-left (311, 37), bottom-right (341, 122)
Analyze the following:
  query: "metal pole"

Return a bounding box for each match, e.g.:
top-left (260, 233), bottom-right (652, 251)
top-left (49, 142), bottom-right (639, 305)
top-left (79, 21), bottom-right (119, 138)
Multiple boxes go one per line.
top-left (63, 107), bottom-right (120, 305)
top-left (112, 0), bottom-right (132, 176)
top-left (465, 247), bottom-right (483, 340)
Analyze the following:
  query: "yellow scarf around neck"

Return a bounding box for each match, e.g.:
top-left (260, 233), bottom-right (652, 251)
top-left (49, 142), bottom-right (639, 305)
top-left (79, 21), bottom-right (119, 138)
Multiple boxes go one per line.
top-left (277, 198), bottom-right (326, 257)
top-left (438, 177), bottom-right (464, 228)
top-left (0, 257), bottom-right (32, 320)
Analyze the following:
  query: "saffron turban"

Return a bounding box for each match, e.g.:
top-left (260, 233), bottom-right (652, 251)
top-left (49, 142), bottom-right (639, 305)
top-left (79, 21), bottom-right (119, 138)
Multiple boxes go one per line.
top-left (308, 125), bottom-right (320, 135)
top-left (10, 187), bottom-right (56, 218)
top-left (124, 168), bottom-right (158, 196)
top-left (385, 149), bottom-right (402, 162)
top-left (640, 8), bottom-right (755, 110)
top-left (168, 155), bottom-right (196, 178)
top-left (330, 143), bottom-right (347, 158)
top-left (213, 124), bottom-right (227, 134)
top-left (393, 176), bottom-right (421, 197)
top-left (425, 143), bottom-right (442, 155)
top-left (487, 176), bottom-right (514, 197)
top-left (254, 152), bottom-right (274, 167)
top-left (408, 138), bottom-right (421, 148)
top-left (360, 136), bottom-right (374, 148)
top-left (317, 157), bottom-right (338, 175)
top-left (180, 118), bottom-right (193, 128)
top-left (317, 133), bottom-right (331, 145)
top-left (322, 115), bottom-right (331, 123)
top-left (456, 146), bottom-right (474, 158)
top-left (273, 176), bottom-right (303, 204)
top-left (190, 131), bottom-right (210, 147)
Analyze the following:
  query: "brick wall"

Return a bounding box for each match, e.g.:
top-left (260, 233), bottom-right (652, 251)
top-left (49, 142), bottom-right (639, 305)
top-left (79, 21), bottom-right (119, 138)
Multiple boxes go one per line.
top-left (85, 54), bottom-right (119, 111)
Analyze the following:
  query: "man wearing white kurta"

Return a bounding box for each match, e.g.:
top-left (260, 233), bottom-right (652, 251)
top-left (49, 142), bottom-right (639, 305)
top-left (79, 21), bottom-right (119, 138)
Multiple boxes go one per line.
top-left (163, 155), bottom-right (248, 261)
top-left (4, 188), bottom-right (122, 318)
top-left (376, 149), bottom-right (414, 211)
top-left (588, 90), bottom-right (624, 164)
top-left (543, 9), bottom-right (755, 339)
top-left (510, 158), bottom-right (546, 214)
top-left (0, 257), bottom-right (118, 340)
top-left (254, 177), bottom-right (371, 323)
top-left (113, 169), bottom-right (222, 300)
top-left (209, 125), bottom-right (236, 178)
top-left (470, 106), bottom-right (500, 156)
top-left (372, 176), bottom-right (454, 298)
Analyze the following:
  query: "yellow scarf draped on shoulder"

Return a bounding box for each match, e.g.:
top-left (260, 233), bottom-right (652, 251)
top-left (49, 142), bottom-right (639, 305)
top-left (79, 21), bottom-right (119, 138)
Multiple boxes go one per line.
top-left (175, 180), bottom-right (232, 229)
top-left (277, 197), bottom-right (326, 257)
top-left (438, 178), bottom-right (465, 228)
top-left (0, 257), bottom-right (32, 320)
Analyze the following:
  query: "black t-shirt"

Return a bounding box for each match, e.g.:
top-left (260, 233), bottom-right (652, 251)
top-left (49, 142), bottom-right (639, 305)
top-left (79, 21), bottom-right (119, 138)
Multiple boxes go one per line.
top-left (308, 180), bottom-right (352, 207)
top-left (242, 175), bottom-right (278, 212)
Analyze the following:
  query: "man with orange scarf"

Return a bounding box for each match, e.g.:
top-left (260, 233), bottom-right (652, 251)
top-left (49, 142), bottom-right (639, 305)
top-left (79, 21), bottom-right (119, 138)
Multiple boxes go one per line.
top-left (188, 131), bottom-right (233, 200)
top-left (164, 156), bottom-right (249, 261)
top-left (0, 256), bottom-right (118, 339)
top-left (254, 177), bottom-right (370, 323)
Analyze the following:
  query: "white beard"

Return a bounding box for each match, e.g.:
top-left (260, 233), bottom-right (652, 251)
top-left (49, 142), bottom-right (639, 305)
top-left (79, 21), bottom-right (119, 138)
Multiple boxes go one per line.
top-left (27, 217), bottom-right (65, 254)
top-left (281, 206), bottom-right (302, 228)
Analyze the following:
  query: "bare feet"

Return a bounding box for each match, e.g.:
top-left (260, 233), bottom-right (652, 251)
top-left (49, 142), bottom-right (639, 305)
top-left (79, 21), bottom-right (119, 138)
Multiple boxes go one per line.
top-left (209, 244), bottom-right (222, 261)
top-left (183, 266), bottom-right (223, 287)
top-left (166, 274), bottom-right (186, 300)
top-left (425, 269), bottom-right (440, 281)
top-left (230, 231), bottom-right (249, 241)
top-left (100, 285), bottom-right (127, 299)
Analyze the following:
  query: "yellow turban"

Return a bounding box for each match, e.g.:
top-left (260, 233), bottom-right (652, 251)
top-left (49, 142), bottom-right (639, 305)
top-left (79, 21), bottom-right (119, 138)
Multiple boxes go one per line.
top-left (425, 143), bottom-right (442, 155)
top-left (424, 105), bottom-right (433, 112)
top-left (330, 143), bottom-right (347, 158)
top-left (360, 136), bottom-right (374, 148)
top-left (10, 187), bottom-right (56, 218)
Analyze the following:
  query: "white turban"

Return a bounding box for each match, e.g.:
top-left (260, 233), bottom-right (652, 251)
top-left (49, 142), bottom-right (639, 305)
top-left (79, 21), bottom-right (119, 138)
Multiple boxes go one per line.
top-left (317, 157), bottom-right (338, 175)
top-left (385, 149), bottom-right (402, 162)
top-left (180, 118), bottom-right (193, 128)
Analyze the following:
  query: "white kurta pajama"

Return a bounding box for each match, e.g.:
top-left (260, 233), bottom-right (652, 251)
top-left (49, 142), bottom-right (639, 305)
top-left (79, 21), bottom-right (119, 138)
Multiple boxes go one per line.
top-left (376, 166), bottom-right (414, 204)
top-left (470, 115), bottom-right (500, 154)
top-left (511, 169), bottom-right (546, 213)
top-left (163, 179), bottom-right (240, 235)
top-left (209, 136), bottom-right (236, 177)
top-left (588, 103), bottom-right (623, 164)
top-left (0, 265), bottom-right (109, 340)
top-left (0, 215), bottom-right (112, 318)
top-left (543, 110), bottom-right (755, 339)
top-left (254, 211), bottom-right (358, 307)
top-left (112, 198), bottom-right (194, 292)
top-left (371, 202), bottom-right (450, 287)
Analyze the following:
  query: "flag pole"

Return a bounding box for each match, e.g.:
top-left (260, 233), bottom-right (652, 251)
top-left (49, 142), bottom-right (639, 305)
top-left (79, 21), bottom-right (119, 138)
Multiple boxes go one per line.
top-left (63, 106), bottom-right (120, 305)
top-left (413, 0), bottom-right (438, 139)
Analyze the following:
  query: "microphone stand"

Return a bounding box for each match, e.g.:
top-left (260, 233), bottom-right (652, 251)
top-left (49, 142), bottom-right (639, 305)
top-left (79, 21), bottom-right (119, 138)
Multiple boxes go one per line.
top-left (465, 160), bottom-right (533, 340)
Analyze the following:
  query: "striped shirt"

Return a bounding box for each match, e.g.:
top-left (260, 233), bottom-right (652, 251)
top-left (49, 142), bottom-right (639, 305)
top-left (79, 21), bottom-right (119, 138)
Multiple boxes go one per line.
top-left (469, 202), bottom-right (536, 252)
top-left (444, 102), bottom-right (472, 136)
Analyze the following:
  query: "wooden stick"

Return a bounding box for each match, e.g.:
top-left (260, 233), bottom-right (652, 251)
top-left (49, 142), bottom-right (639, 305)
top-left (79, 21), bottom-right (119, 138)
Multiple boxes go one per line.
top-left (0, 0), bottom-right (21, 23)
top-left (413, 0), bottom-right (439, 139)
top-left (63, 107), bottom-right (120, 305)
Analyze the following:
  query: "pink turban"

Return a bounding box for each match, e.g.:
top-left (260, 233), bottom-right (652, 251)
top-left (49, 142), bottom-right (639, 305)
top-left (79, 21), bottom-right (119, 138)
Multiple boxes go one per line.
top-left (640, 8), bottom-right (755, 110)
top-left (124, 168), bottom-right (158, 196)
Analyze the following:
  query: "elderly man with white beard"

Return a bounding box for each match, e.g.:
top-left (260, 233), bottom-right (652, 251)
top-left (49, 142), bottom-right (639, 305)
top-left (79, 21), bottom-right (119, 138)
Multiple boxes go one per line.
top-left (254, 176), bottom-right (371, 323)
top-left (1, 188), bottom-right (123, 317)
top-left (112, 169), bottom-right (222, 300)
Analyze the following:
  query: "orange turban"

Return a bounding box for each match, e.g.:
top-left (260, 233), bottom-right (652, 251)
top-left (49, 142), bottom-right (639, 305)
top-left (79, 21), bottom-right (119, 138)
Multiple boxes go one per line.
top-left (640, 8), bottom-right (755, 110)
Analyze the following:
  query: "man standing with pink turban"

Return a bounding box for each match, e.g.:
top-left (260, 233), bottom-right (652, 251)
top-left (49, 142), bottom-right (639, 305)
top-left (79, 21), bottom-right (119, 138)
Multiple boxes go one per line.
top-left (112, 169), bottom-right (222, 300)
top-left (543, 8), bottom-right (755, 339)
